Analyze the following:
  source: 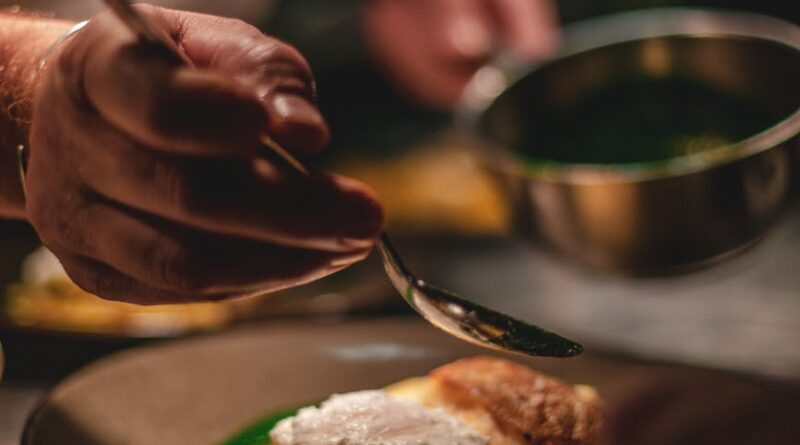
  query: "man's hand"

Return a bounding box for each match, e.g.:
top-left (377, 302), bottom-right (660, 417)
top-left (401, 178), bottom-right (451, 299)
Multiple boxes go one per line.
top-left (26, 5), bottom-right (383, 304)
top-left (362, 0), bottom-right (559, 108)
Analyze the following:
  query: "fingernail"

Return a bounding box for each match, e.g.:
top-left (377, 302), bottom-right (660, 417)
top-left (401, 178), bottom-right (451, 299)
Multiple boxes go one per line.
top-left (268, 94), bottom-right (329, 153)
top-left (271, 94), bottom-right (324, 124)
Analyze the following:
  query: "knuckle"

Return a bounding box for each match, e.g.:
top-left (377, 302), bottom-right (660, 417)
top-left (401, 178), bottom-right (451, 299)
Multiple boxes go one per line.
top-left (151, 161), bottom-right (202, 217)
top-left (148, 236), bottom-right (210, 292)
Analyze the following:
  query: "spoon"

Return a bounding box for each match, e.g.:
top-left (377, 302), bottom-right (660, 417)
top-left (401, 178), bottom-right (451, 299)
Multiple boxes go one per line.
top-left (101, 0), bottom-right (583, 358)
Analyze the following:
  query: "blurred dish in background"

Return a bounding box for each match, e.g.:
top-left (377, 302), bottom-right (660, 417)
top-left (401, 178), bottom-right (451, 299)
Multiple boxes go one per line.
top-left (337, 136), bottom-right (511, 236)
top-left (460, 8), bottom-right (800, 273)
top-left (1, 245), bottom-right (402, 339)
top-left (3, 247), bottom-right (232, 337)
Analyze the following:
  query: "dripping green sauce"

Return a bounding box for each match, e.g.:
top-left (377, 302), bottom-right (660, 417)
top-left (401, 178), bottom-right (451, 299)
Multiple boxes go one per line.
top-left (515, 76), bottom-right (778, 165)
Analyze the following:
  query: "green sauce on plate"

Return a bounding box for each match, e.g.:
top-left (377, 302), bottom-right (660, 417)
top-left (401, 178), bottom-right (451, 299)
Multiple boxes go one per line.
top-left (517, 76), bottom-right (777, 165)
top-left (222, 408), bottom-right (299, 445)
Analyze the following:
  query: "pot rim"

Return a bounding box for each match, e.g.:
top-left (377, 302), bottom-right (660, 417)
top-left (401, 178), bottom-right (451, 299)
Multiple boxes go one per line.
top-left (456, 8), bottom-right (800, 184)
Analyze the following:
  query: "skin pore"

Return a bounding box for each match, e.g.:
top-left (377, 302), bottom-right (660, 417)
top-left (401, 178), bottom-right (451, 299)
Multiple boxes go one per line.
top-left (0, 10), bottom-right (72, 219)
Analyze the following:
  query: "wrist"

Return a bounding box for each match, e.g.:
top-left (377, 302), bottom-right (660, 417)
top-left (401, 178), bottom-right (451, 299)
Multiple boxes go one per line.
top-left (0, 11), bottom-right (73, 219)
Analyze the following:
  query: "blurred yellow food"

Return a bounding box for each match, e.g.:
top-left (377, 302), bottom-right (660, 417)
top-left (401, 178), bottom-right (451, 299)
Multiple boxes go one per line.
top-left (3, 248), bottom-right (231, 337)
top-left (337, 136), bottom-right (510, 235)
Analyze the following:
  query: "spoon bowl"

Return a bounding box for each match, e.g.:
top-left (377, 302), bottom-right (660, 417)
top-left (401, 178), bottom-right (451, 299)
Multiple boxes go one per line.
top-left (377, 235), bottom-right (582, 357)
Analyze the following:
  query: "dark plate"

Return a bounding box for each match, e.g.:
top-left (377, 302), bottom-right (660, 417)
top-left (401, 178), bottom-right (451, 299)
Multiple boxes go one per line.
top-left (23, 318), bottom-right (800, 445)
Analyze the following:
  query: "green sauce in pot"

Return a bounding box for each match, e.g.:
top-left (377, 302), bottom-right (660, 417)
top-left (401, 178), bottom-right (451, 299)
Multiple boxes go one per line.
top-left (516, 76), bottom-right (777, 165)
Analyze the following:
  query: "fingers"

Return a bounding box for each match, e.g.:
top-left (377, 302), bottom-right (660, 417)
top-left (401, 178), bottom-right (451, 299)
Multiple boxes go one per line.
top-left (41, 198), bottom-right (368, 296)
top-left (52, 250), bottom-right (235, 305)
top-left (27, 5), bottom-right (382, 305)
top-left (56, 108), bottom-right (381, 251)
top-left (363, 0), bottom-right (488, 107)
top-left (65, 4), bottom-right (328, 157)
top-left (46, 5), bottom-right (380, 251)
top-left (488, 0), bottom-right (560, 59)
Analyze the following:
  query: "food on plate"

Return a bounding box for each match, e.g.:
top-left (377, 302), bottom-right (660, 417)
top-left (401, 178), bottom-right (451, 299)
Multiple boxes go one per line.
top-left (271, 356), bottom-right (603, 445)
top-left (271, 390), bottom-right (487, 445)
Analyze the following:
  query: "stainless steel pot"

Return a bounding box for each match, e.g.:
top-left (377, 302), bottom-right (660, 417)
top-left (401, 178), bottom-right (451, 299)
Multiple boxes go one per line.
top-left (458, 9), bottom-right (800, 273)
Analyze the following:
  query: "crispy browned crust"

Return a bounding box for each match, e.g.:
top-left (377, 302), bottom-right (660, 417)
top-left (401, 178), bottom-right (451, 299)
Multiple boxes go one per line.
top-left (430, 357), bottom-right (603, 445)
